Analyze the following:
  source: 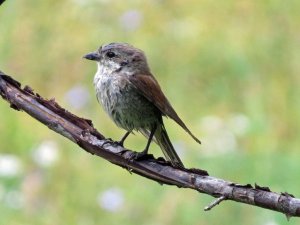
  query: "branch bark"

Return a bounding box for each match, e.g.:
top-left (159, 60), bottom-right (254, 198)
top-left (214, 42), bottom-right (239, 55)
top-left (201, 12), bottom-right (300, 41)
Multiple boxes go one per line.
top-left (0, 70), bottom-right (300, 218)
top-left (0, 0), bottom-right (6, 6)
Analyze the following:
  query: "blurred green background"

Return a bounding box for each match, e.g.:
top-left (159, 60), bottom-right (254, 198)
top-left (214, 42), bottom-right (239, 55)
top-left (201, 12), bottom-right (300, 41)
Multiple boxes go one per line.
top-left (1, 0), bottom-right (300, 224)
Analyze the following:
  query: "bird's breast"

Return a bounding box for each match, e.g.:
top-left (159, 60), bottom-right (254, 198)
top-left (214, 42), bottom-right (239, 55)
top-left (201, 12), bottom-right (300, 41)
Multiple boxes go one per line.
top-left (93, 73), bottom-right (160, 131)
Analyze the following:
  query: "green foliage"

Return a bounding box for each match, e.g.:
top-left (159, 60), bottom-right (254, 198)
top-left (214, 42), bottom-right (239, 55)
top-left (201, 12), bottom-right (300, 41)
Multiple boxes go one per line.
top-left (1, 0), bottom-right (300, 224)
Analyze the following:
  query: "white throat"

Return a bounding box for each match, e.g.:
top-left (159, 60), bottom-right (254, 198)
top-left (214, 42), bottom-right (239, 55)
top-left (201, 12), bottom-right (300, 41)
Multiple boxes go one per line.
top-left (93, 61), bottom-right (121, 85)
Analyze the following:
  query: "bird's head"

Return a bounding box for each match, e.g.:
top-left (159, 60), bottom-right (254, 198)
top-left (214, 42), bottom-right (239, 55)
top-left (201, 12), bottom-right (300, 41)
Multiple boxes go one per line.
top-left (83, 43), bottom-right (150, 74)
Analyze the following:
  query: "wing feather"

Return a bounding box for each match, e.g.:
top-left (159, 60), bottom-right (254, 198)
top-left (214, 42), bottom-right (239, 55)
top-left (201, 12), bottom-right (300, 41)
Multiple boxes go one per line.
top-left (129, 74), bottom-right (201, 144)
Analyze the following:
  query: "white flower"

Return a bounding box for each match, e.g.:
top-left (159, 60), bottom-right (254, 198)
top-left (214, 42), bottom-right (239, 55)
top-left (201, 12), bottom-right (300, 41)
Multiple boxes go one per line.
top-left (97, 188), bottom-right (124, 212)
top-left (32, 140), bottom-right (59, 167)
top-left (119, 10), bottom-right (143, 31)
top-left (0, 154), bottom-right (22, 177)
top-left (228, 113), bottom-right (250, 137)
top-left (64, 85), bottom-right (90, 110)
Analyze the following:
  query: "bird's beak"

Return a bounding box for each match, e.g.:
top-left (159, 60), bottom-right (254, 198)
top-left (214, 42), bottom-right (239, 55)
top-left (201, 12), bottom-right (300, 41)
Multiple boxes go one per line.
top-left (83, 51), bottom-right (101, 61)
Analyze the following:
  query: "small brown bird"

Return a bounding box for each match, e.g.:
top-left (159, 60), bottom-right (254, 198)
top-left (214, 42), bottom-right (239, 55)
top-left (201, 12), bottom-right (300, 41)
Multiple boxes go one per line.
top-left (84, 43), bottom-right (200, 167)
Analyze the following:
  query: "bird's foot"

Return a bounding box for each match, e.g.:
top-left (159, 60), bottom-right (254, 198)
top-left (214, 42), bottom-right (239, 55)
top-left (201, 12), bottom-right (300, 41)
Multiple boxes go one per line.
top-left (128, 150), bottom-right (149, 161)
top-left (101, 138), bottom-right (124, 148)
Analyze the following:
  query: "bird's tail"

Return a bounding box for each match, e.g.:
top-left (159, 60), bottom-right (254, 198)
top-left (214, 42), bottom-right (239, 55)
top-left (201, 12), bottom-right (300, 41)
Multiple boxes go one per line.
top-left (140, 124), bottom-right (184, 168)
top-left (153, 124), bottom-right (184, 168)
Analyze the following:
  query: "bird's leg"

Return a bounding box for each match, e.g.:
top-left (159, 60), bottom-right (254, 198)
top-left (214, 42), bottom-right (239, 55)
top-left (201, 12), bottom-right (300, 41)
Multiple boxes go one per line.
top-left (118, 131), bottom-right (131, 147)
top-left (133, 125), bottom-right (157, 160)
top-left (102, 131), bottom-right (131, 147)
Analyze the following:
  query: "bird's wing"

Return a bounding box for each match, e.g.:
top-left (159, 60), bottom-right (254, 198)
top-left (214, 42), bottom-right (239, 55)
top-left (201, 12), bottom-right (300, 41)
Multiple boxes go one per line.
top-left (128, 73), bottom-right (201, 144)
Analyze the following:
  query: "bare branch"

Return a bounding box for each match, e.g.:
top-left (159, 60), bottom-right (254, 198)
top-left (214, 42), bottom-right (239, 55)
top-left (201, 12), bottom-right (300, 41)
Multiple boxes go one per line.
top-left (1, 70), bottom-right (300, 218)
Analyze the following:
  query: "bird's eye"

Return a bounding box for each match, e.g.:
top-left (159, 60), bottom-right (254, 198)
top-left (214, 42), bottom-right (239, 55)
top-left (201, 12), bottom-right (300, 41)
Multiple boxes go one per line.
top-left (106, 51), bottom-right (116, 58)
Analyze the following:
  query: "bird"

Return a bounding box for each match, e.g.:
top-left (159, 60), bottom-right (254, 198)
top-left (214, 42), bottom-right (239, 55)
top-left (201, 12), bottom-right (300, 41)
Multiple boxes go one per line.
top-left (83, 43), bottom-right (200, 168)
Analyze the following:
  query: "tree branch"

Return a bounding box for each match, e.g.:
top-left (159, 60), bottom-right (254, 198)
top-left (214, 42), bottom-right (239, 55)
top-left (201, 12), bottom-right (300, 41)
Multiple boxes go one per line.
top-left (0, 0), bottom-right (6, 6)
top-left (0, 70), bottom-right (300, 218)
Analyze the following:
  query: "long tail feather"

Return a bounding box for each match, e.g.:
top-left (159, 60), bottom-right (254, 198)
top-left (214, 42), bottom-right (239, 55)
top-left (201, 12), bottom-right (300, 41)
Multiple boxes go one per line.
top-left (155, 125), bottom-right (184, 168)
top-left (140, 124), bottom-right (184, 168)
top-left (147, 124), bottom-right (184, 168)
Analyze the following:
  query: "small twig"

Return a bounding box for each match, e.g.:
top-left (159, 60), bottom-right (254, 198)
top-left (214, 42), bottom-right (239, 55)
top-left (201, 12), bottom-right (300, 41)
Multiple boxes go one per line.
top-left (204, 196), bottom-right (227, 211)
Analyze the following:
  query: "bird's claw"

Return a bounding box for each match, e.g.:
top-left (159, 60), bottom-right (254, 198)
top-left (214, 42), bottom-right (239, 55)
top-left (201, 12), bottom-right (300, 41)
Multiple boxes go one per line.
top-left (128, 150), bottom-right (148, 161)
top-left (101, 138), bottom-right (124, 148)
